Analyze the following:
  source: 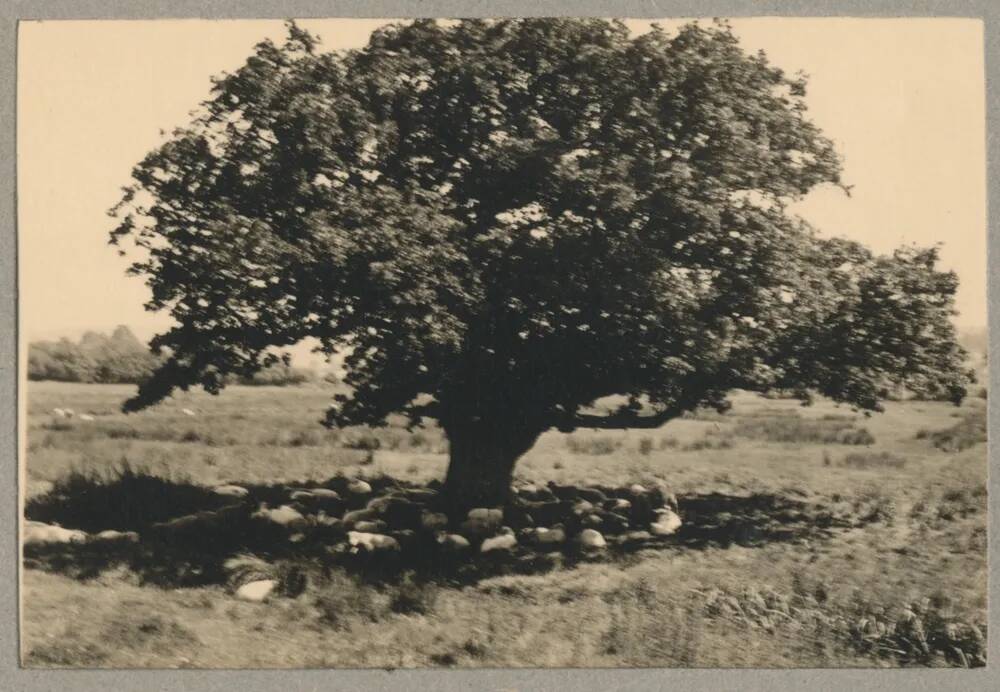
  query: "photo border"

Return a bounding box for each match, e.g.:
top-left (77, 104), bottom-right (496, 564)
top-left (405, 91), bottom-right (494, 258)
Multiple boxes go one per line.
top-left (1, 1), bottom-right (996, 690)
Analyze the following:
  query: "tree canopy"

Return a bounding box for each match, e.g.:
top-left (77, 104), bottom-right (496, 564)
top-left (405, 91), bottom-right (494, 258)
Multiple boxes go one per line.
top-left (110, 19), bottom-right (971, 505)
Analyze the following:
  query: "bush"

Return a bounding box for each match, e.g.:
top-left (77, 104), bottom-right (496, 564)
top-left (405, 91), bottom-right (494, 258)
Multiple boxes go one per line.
top-left (28, 327), bottom-right (162, 384)
top-left (388, 572), bottom-right (438, 615)
top-left (23, 461), bottom-right (227, 532)
top-left (314, 572), bottom-right (385, 629)
top-left (918, 410), bottom-right (986, 452)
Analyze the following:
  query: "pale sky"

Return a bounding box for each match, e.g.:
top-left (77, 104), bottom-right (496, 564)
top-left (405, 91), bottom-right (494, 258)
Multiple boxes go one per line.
top-left (18, 18), bottom-right (987, 346)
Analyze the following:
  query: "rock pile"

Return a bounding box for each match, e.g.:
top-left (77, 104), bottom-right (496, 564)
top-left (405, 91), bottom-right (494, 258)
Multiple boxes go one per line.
top-left (24, 475), bottom-right (685, 598)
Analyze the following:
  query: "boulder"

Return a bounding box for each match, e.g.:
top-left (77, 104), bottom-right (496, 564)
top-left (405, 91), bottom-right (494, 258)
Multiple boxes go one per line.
top-left (342, 508), bottom-right (380, 527)
top-left (311, 511), bottom-right (342, 529)
top-left (436, 533), bottom-right (471, 551)
top-left (398, 488), bottom-right (438, 504)
top-left (290, 488), bottom-right (343, 503)
top-left (533, 526), bottom-right (566, 546)
top-left (572, 500), bottom-right (595, 516)
top-left (576, 487), bottom-right (608, 505)
top-left (252, 504), bottom-right (307, 528)
top-left (420, 511), bottom-right (449, 532)
top-left (628, 493), bottom-right (655, 525)
top-left (348, 531), bottom-right (400, 552)
top-left (605, 498), bottom-right (632, 513)
top-left (24, 522), bottom-right (88, 545)
top-left (213, 484), bottom-right (249, 498)
top-left (390, 529), bottom-right (419, 551)
top-left (235, 579), bottom-right (277, 603)
top-left (575, 528), bottom-right (607, 550)
top-left (366, 495), bottom-right (394, 513)
top-left (548, 482), bottom-right (579, 501)
top-left (353, 519), bottom-right (388, 533)
top-left (481, 530), bottom-right (518, 553)
top-left (649, 509), bottom-right (682, 536)
top-left (347, 479), bottom-right (373, 496)
top-left (308, 488), bottom-right (343, 500)
top-left (520, 485), bottom-right (556, 502)
top-left (461, 507), bottom-right (503, 536)
top-left (624, 530), bottom-right (653, 543)
top-left (381, 498), bottom-right (424, 529)
top-left (581, 514), bottom-right (604, 529)
top-left (600, 512), bottom-right (631, 534)
top-left (94, 529), bottom-right (139, 543)
top-left (518, 500), bottom-right (574, 526)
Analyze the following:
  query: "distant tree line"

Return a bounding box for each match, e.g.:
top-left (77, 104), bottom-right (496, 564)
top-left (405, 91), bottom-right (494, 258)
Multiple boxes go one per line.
top-left (28, 326), bottom-right (322, 386)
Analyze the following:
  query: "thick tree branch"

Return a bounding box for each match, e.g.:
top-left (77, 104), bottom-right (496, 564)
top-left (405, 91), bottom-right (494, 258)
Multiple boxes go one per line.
top-left (554, 402), bottom-right (688, 432)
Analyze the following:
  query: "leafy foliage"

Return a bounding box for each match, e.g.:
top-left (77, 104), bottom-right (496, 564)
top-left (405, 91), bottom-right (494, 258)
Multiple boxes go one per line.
top-left (109, 19), bottom-right (970, 485)
top-left (28, 326), bottom-right (162, 384)
top-left (28, 326), bottom-right (314, 386)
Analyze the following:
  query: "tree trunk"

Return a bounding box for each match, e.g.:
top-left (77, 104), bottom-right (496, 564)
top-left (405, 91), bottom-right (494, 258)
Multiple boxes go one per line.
top-left (442, 419), bottom-right (541, 515)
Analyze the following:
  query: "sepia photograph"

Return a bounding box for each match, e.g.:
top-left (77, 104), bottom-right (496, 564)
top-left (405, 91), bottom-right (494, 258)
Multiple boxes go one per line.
top-left (17, 16), bottom-right (988, 669)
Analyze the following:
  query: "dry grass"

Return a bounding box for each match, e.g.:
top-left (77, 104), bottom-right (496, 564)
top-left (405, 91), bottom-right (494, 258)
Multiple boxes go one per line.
top-left (20, 382), bottom-right (988, 668)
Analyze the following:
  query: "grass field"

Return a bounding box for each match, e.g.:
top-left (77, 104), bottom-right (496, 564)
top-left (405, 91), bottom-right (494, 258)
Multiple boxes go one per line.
top-left (20, 380), bottom-right (988, 668)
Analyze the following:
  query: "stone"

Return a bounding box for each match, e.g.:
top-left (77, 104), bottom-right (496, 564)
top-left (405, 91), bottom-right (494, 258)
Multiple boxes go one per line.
top-left (213, 484), bottom-right (249, 498)
top-left (398, 488), bottom-right (438, 503)
top-left (572, 500), bottom-right (595, 516)
top-left (533, 526), bottom-right (566, 545)
top-left (366, 496), bottom-right (394, 513)
top-left (235, 579), bottom-right (277, 602)
top-left (519, 500), bottom-right (574, 526)
top-left (581, 513), bottom-right (604, 528)
top-left (629, 483), bottom-right (648, 496)
top-left (600, 512), bottom-right (631, 534)
top-left (348, 531), bottom-right (400, 552)
top-left (181, 408), bottom-right (196, 417)
top-left (649, 509), bottom-right (682, 536)
top-left (624, 530), bottom-right (653, 543)
top-left (347, 479), bottom-right (373, 495)
top-left (421, 511), bottom-right (449, 532)
top-left (309, 488), bottom-right (342, 500)
top-left (575, 528), bottom-right (607, 550)
top-left (312, 512), bottom-right (342, 528)
top-left (437, 533), bottom-right (471, 551)
top-left (23, 522), bottom-right (88, 545)
top-left (94, 529), bottom-right (139, 542)
top-left (548, 482), bottom-right (579, 501)
top-left (605, 498), bottom-right (632, 513)
top-left (79, 414), bottom-right (95, 422)
top-left (481, 531), bottom-right (518, 553)
top-left (252, 504), bottom-right (306, 528)
top-left (390, 529), bottom-right (418, 550)
top-left (461, 507), bottom-right (503, 536)
top-left (382, 498), bottom-right (424, 528)
top-left (353, 520), bottom-right (388, 533)
top-left (576, 487), bottom-right (608, 505)
top-left (342, 508), bottom-right (380, 527)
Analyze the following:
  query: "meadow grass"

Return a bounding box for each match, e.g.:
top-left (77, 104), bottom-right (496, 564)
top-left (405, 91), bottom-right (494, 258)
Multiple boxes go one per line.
top-left (20, 381), bottom-right (987, 668)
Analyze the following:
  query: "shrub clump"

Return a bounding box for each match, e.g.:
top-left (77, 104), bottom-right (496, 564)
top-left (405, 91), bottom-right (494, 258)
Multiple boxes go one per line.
top-left (915, 410), bottom-right (986, 452)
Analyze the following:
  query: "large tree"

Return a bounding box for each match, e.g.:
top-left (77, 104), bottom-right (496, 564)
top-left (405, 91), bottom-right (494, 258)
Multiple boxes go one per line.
top-left (110, 19), bottom-right (971, 511)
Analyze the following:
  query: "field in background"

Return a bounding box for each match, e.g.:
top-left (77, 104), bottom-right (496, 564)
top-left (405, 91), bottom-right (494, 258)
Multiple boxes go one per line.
top-left (21, 381), bottom-right (987, 668)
